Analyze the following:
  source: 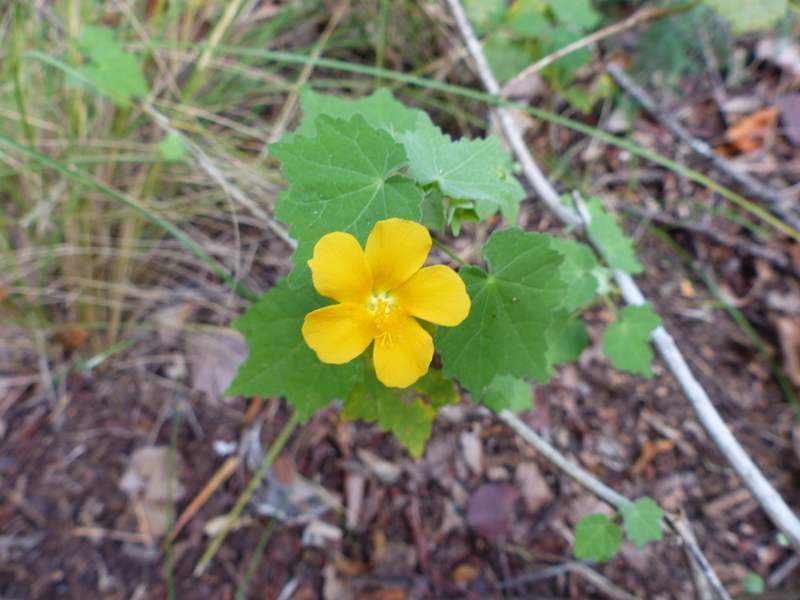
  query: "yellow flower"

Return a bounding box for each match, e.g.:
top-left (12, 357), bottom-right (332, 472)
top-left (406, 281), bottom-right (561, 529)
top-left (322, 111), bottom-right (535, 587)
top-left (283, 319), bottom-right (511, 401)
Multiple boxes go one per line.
top-left (302, 218), bottom-right (471, 388)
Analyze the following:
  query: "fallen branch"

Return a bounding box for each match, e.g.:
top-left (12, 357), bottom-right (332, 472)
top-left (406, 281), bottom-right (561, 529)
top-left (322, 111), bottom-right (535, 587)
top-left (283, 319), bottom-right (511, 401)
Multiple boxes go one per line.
top-left (446, 0), bottom-right (800, 579)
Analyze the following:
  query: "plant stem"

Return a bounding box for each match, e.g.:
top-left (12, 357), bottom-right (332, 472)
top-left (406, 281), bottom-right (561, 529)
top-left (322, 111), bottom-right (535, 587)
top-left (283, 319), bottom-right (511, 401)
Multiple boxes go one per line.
top-left (432, 237), bottom-right (467, 267)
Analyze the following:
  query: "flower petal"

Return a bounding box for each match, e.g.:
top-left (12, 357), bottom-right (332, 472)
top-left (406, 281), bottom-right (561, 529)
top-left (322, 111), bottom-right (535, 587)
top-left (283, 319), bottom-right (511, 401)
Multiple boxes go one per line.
top-left (302, 303), bottom-right (375, 364)
top-left (373, 311), bottom-right (433, 388)
top-left (393, 265), bottom-right (471, 327)
top-left (365, 219), bottom-right (431, 293)
top-left (308, 232), bottom-right (373, 304)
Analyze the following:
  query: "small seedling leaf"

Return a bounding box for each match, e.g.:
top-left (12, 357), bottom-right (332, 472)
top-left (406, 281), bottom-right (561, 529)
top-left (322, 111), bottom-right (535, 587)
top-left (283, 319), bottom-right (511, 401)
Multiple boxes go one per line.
top-left (77, 26), bottom-right (149, 105)
top-left (703, 0), bottom-right (787, 32)
top-left (620, 497), bottom-right (664, 547)
top-left (586, 197), bottom-right (643, 274)
top-left (741, 573), bottom-right (765, 594)
top-left (574, 513), bottom-right (622, 562)
top-left (603, 303), bottom-right (662, 378)
top-left (158, 132), bottom-right (188, 161)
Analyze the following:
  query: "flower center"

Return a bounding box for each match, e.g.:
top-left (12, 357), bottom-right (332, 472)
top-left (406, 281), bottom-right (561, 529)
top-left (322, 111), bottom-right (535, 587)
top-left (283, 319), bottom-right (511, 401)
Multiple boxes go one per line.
top-left (367, 294), bottom-right (403, 345)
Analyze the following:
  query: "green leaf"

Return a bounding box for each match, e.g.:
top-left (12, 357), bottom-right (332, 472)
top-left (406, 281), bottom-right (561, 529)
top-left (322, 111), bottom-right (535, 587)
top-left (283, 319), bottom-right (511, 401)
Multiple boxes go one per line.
top-left (77, 26), bottom-right (149, 105)
top-left (546, 0), bottom-right (601, 29)
top-left (541, 26), bottom-right (591, 78)
top-left (294, 86), bottom-right (425, 140)
top-left (438, 228), bottom-right (567, 394)
top-left (741, 573), bottom-right (765, 594)
top-left (225, 280), bottom-right (361, 422)
top-left (702, 0), bottom-right (787, 31)
top-left (398, 122), bottom-right (526, 224)
top-left (420, 187), bottom-right (447, 233)
top-left (549, 237), bottom-right (598, 311)
top-left (483, 34), bottom-right (534, 83)
top-left (271, 115), bottom-right (423, 286)
top-left (343, 368), bottom-right (458, 457)
top-left (619, 497), bottom-right (664, 547)
top-left (158, 132), bottom-right (188, 161)
top-left (545, 309), bottom-right (589, 366)
top-left (481, 374), bottom-right (533, 414)
top-left (603, 304), bottom-right (662, 378)
top-left (505, 0), bottom-right (548, 36)
top-left (586, 197), bottom-right (643, 275)
top-left (574, 514), bottom-right (622, 562)
top-left (464, 0), bottom-right (507, 27)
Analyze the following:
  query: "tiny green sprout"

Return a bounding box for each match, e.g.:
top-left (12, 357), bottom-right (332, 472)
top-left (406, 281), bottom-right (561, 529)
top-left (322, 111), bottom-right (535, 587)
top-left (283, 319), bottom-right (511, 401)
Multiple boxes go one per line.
top-left (741, 573), bottom-right (765, 594)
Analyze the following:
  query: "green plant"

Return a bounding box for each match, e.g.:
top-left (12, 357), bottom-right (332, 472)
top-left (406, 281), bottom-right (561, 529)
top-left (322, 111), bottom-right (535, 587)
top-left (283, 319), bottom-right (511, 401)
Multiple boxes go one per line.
top-left (469, 0), bottom-right (609, 111)
top-left (226, 88), bottom-right (663, 458)
top-left (574, 497), bottom-right (665, 561)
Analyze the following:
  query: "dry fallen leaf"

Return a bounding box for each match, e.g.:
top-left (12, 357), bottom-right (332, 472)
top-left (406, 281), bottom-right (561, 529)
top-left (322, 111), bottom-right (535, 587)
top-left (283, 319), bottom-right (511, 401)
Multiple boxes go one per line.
top-left (356, 448), bottom-right (403, 485)
top-left (466, 483), bottom-right (520, 540)
top-left (629, 439), bottom-right (675, 476)
top-left (514, 461), bottom-right (554, 513)
top-left (59, 326), bottom-right (89, 351)
top-left (187, 329), bottom-right (248, 402)
top-left (458, 425), bottom-right (483, 476)
top-left (153, 302), bottom-right (197, 346)
top-left (450, 562), bottom-right (482, 586)
top-left (722, 107), bottom-right (780, 154)
top-left (119, 446), bottom-right (185, 538)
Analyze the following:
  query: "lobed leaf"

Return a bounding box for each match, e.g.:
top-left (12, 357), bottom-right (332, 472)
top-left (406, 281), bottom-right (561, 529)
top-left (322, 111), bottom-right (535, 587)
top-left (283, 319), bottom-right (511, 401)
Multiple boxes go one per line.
top-left (481, 374), bottom-right (534, 414)
top-left (603, 303), bottom-right (662, 378)
top-left (343, 368), bottom-right (459, 457)
top-left (399, 122), bottom-right (525, 224)
top-left (545, 309), bottom-right (589, 366)
top-left (549, 237), bottom-right (598, 311)
top-left (586, 197), bottom-right (643, 275)
top-left (438, 228), bottom-right (567, 395)
top-left (271, 114), bottom-right (423, 287)
top-left (574, 513), bottom-right (622, 562)
top-left (225, 280), bottom-right (361, 422)
top-left (620, 497), bottom-right (664, 547)
top-left (293, 86), bottom-right (425, 140)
